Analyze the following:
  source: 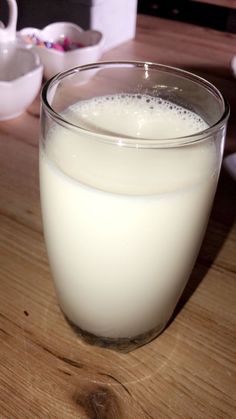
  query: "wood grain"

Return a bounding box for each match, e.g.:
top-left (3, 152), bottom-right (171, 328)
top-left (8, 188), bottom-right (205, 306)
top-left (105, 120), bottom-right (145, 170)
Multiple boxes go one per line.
top-left (0, 15), bottom-right (236, 419)
top-left (192, 0), bottom-right (236, 9)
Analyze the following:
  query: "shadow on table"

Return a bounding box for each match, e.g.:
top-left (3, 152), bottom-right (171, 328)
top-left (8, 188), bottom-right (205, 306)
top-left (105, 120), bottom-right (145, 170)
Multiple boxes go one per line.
top-left (172, 62), bottom-right (236, 315)
top-left (174, 169), bottom-right (236, 316)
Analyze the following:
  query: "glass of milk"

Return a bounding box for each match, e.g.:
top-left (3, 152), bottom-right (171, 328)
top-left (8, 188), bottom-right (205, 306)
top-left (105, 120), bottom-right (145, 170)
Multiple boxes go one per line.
top-left (40, 62), bottom-right (229, 352)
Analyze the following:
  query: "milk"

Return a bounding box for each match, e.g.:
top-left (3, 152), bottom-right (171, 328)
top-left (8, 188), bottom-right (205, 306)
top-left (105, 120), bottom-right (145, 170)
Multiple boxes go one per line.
top-left (40, 94), bottom-right (219, 338)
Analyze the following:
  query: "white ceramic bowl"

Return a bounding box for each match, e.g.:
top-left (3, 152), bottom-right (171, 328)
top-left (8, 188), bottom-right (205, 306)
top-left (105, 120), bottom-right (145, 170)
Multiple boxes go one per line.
top-left (0, 44), bottom-right (43, 120)
top-left (19, 22), bottom-right (104, 80)
top-left (231, 55), bottom-right (236, 79)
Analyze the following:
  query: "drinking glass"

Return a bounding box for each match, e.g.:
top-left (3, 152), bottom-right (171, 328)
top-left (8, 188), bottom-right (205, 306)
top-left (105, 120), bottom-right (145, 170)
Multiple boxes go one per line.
top-left (40, 62), bottom-right (229, 352)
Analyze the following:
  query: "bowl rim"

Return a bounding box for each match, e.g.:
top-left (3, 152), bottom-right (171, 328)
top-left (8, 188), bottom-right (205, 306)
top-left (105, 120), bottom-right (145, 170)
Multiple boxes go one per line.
top-left (0, 62), bottom-right (43, 86)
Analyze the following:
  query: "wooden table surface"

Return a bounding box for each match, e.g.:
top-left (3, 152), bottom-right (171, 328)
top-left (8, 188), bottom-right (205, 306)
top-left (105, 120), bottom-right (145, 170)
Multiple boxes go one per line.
top-left (0, 15), bottom-right (236, 419)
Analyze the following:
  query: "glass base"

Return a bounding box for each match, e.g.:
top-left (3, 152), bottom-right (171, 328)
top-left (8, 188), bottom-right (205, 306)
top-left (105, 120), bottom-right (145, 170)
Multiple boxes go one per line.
top-left (64, 314), bottom-right (166, 352)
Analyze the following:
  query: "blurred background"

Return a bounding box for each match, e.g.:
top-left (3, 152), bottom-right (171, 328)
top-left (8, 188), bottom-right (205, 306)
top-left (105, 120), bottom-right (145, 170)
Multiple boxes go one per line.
top-left (1, 0), bottom-right (236, 34)
top-left (138, 0), bottom-right (236, 33)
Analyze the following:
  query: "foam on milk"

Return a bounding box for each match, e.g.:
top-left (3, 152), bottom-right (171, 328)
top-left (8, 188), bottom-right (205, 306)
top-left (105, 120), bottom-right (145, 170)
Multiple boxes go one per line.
top-left (65, 94), bottom-right (208, 139)
top-left (40, 94), bottom-right (219, 338)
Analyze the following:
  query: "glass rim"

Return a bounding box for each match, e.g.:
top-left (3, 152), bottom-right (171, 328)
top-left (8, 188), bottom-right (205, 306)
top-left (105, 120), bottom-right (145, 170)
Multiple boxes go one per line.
top-left (41, 60), bottom-right (230, 148)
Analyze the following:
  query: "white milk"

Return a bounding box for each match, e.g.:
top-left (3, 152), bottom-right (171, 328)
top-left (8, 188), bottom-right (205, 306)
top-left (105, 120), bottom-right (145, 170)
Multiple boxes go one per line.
top-left (40, 94), bottom-right (219, 338)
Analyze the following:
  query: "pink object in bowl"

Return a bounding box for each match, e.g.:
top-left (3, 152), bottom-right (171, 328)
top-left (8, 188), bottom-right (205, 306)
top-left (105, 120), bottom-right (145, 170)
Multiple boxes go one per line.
top-left (19, 22), bottom-right (104, 80)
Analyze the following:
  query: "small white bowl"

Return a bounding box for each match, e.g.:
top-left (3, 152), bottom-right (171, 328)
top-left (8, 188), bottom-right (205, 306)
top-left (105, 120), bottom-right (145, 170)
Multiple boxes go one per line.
top-left (19, 22), bottom-right (104, 80)
top-left (224, 153), bottom-right (236, 181)
top-left (231, 55), bottom-right (236, 79)
top-left (0, 44), bottom-right (43, 120)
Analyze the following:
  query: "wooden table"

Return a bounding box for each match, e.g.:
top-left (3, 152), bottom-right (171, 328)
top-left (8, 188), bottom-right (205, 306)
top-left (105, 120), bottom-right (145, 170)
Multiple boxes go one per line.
top-left (0, 15), bottom-right (236, 418)
top-left (192, 0), bottom-right (236, 9)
